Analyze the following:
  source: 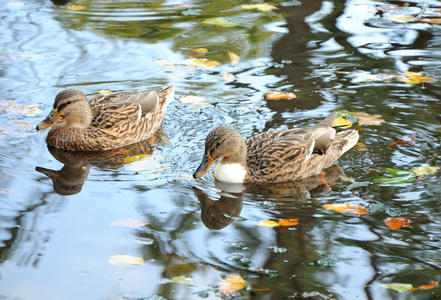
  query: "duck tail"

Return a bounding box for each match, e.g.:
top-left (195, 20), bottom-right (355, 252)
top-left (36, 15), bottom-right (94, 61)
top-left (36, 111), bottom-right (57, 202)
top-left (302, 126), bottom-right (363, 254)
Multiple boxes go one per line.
top-left (158, 85), bottom-right (174, 112)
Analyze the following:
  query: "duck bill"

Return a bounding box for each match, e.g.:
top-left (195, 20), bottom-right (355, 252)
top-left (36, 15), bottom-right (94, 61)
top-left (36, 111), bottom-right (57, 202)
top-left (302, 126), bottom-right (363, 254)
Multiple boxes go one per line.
top-left (36, 108), bottom-right (62, 130)
top-left (193, 154), bottom-right (216, 179)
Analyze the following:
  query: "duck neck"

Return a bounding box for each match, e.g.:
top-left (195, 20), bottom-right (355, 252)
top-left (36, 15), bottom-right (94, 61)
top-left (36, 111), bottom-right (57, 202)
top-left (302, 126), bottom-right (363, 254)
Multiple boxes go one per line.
top-left (214, 139), bottom-right (248, 184)
top-left (220, 138), bottom-right (247, 167)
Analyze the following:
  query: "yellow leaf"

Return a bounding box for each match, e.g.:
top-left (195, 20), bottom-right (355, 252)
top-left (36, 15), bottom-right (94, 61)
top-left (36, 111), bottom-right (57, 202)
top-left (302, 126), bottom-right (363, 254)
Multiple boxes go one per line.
top-left (185, 48), bottom-right (208, 57)
top-left (258, 220), bottom-right (280, 227)
top-left (353, 142), bottom-right (368, 151)
top-left (323, 203), bottom-right (368, 216)
top-left (218, 275), bottom-right (247, 294)
top-left (123, 154), bottom-right (151, 164)
top-left (278, 218), bottom-right (299, 226)
top-left (67, 5), bottom-right (86, 11)
top-left (228, 52), bottom-right (240, 65)
top-left (353, 112), bottom-right (384, 126)
top-left (182, 58), bottom-right (221, 68)
top-left (154, 59), bottom-right (176, 67)
top-left (241, 4), bottom-right (277, 11)
top-left (410, 165), bottom-right (439, 176)
top-left (396, 71), bottom-right (436, 84)
top-left (386, 15), bottom-right (416, 23)
top-left (332, 117), bottom-right (352, 129)
top-left (265, 91), bottom-right (297, 101)
top-left (109, 218), bottom-right (149, 228)
top-left (108, 255), bottom-right (144, 266)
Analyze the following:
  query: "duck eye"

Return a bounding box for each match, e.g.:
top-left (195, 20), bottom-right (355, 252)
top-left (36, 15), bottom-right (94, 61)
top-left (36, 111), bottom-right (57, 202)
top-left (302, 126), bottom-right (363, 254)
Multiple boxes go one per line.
top-left (66, 101), bottom-right (72, 105)
top-left (216, 142), bottom-right (221, 147)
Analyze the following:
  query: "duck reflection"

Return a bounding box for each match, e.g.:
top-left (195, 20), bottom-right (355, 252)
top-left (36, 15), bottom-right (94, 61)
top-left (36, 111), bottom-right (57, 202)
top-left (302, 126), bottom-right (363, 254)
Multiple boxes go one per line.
top-left (193, 165), bottom-right (352, 230)
top-left (36, 129), bottom-right (167, 195)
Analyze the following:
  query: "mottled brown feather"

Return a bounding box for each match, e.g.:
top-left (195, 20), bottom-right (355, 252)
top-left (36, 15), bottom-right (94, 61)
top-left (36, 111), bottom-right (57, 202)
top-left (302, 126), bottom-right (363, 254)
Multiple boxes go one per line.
top-left (42, 86), bottom-right (174, 151)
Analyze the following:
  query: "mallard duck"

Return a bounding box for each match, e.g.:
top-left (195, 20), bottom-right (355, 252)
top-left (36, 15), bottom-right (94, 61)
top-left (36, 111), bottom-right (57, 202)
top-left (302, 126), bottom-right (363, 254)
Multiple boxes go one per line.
top-left (193, 113), bottom-right (359, 184)
top-left (36, 86), bottom-right (174, 151)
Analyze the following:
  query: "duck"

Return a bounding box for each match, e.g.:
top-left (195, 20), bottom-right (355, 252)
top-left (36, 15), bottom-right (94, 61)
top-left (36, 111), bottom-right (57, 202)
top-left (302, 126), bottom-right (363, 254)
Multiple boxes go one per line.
top-left (36, 85), bottom-right (174, 151)
top-left (193, 113), bottom-right (359, 184)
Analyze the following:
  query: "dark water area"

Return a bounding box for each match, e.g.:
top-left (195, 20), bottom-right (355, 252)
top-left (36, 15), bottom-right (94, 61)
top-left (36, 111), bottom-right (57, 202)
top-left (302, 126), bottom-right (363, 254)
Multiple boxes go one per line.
top-left (1, 0), bottom-right (441, 299)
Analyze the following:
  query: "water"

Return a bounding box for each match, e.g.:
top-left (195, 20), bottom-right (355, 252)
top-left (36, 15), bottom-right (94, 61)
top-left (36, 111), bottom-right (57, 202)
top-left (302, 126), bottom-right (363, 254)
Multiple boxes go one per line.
top-left (1, 0), bottom-right (441, 299)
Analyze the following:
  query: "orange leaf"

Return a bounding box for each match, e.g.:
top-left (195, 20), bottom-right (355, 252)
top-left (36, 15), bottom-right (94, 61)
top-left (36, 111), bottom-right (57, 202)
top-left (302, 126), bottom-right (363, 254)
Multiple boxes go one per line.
top-left (409, 281), bottom-right (439, 292)
top-left (323, 203), bottom-right (368, 215)
top-left (386, 134), bottom-right (416, 147)
top-left (109, 218), bottom-right (149, 228)
top-left (385, 217), bottom-right (410, 230)
top-left (278, 218), bottom-right (299, 226)
top-left (265, 91), bottom-right (297, 101)
top-left (418, 18), bottom-right (441, 24)
top-left (218, 275), bottom-right (247, 294)
top-left (258, 220), bottom-right (279, 227)
top-left (12, 122), bottom-right (33, 128)
top-left (67, 5), bottom-right (86, 11)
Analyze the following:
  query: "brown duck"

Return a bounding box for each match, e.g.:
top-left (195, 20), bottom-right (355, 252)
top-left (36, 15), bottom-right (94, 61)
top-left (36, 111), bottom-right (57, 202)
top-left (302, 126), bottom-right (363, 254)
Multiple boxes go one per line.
top-left (36, 86), bottom-right (174, 151)
top-left (193, 113), bottom-right (359, 184)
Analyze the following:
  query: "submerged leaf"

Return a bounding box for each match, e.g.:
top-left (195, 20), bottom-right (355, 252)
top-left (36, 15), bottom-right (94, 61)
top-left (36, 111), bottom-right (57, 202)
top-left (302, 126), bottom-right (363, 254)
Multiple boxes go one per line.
top-left (179, 95), bottom-right (209, 104)
top-left (241, 4), bottom-right (277, 11)
top-left (0, 99), bottom-right (42, 116)
top-left (380, 283), bottom-right (413, 293)
top-left (185, 48), bottom-right (208, 57)
top-left (386, 134), bottom-right (416, 147)
top-left (171, 276), bottom-right (196, 286)
top-left (202, 17), bottom-right (238, 27)
top-left (12, 122), bottom-right (33, 128)
top-left (396, 71), bottom-right (436, 84)
top-left (322, 203), bottom-right (368, 215)
top-left (418, 18), bottom-right (441, 24)
top-left (108, 255), bottom-right (144, 266)
top-left (258, 220), bottom-right (280, 227)
top-left (109, 218), bottom-right (149, 228)
top-left (386, 15), bottom-right (417, 23)
top-left (218, 275), bottom-right (247, 294)
top-left (154, 59), bottom-right (176, 67)
top-left (265, 91), bottom-right (297, 101)
top-left (353, 112), bottom-right (385, 126)
top-left (385, 217), bottom-right (410, 230)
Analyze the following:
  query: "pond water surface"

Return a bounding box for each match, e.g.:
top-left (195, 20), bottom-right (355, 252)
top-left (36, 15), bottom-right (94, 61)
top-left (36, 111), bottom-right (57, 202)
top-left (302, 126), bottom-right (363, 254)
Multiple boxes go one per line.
top-left (1, 0), bottom-right (441, 299)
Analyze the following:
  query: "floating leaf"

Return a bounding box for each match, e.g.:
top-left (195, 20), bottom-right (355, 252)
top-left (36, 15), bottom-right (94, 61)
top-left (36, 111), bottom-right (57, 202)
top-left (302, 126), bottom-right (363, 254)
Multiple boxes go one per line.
top-left (108, 255), bottom-right (144, 266)
top-left (380, 283), bottom-right (413, 293)
top-left (278, 218), bottom-right (299, 226)
top-left (67, 5), bottom-right (86, 11)
top-left (241, 4), bottom-right (277, 11)
top-left (410, 281), bottom-right (439, 292)
top-left (396, 71), bottom-right (436, 84)
top-left (353, 112), bottom-right (384, 126)
top-left (179, 95), bottom-right (209, 105)
top-left (410, 165), bottom-right (439, 176)
top-left (332, 117), bottom-right (352, 129)
top-left (202, 17), bottom-right (237, 27)
top-left (322, 203), bottom-right (368, 215)
top-left (182, 58), bottom-right (221, 68)
top-left (185, 48), bottom-right (208, 57)
top-left (12, 122), bottom-right (33, 128)
top-left (218, 275), bottom-right (247, 294)
top-left (171, 276), bottom-right (196, 286)
top-left (228, 52), bottom-right (240, 65)
top-left (372, 168), bottom-right (416, 184)
top-left (385, 217), bottom-right (410, 230)
top-left (386, 15), bottom-right (416, 23)
top-left (0, 99), bottom-right (42, 116)
top-left (386, 134), bottom-right (416, 147)
top-left (154, 59), bottom-right (176, 67)
top-left (265, 91), bottom-right (297, 101)
top-left (109, 218), bottom-right (149, 228)
top-left (353, 142), bottom-right (368, 151)
top-left (258, 220), bottom-right (280, 227)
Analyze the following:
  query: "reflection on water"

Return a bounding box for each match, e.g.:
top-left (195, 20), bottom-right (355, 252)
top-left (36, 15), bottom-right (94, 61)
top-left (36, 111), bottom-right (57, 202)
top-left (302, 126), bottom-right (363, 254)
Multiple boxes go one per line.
top-left (1, 0), bottom-right (441, 299)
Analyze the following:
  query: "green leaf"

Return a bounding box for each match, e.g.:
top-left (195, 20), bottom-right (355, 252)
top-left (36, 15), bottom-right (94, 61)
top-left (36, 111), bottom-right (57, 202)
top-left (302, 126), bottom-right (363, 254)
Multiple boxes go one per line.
top-left (380, 283), bottom-right (413, 293)
top-left (202, 17), bottom-right (238, 27)
top-left (373, 168), bottom-right (416, 184)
